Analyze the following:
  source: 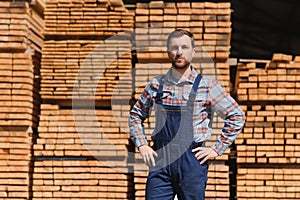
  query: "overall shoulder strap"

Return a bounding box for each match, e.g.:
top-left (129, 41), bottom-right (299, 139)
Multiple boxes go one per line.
top-left (156, 75), bottom-right (165, 104)
top-left (187, 74), bottom-right (202, 106)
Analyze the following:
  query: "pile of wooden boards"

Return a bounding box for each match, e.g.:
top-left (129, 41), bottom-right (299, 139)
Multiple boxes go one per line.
top-left (40, 39), bottom-right (133, 101)
top-left (32, 105), bottom-right (133, 199)
top-left (0, 0), bottom-right (44, 127)
top-left (3, 0), bottom-right (300, 199)
top-left (235, 54), bottom-right (300, 101)
top-left (32, 160), bottom-right (133, 199)
top-left (40, 0), bottom-right (134, 101)
top-left (234, 53), bottom-right (300, 199)
top-left (34, 104), bottom-right (130, 158)
top-left (0, 52), bottom-right (40, 127)
top-left (44, 0), bottom-right (133, 36)
top-left (33, 0), bottom-right (135, 199)
top-left (0, 0), bottom-right (44, 199)
top-left (237, 168), bottom-right (300, 199)
top-left (0, 0), bottom-right (44, 53)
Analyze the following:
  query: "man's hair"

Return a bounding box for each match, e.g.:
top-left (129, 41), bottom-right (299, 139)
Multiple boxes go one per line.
top-left (167, 29), bottom-right (195, 49)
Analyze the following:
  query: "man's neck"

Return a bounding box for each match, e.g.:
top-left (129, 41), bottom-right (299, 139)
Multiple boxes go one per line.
top-left (171, 65), bottom-right (192, 81)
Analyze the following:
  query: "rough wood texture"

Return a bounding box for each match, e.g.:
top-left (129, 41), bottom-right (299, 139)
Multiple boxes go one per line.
top-left (235, 53), bottom-right (300, 200)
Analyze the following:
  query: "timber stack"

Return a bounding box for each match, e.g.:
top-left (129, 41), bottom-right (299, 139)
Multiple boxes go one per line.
top-left (33, 0), bottom-right (134, 199)
top-left (2, 0), bottom-right (300, 199)
top-left (235, 53), bottom-right (300, 199)
top-left (0, 0), bottom-right (44, 199)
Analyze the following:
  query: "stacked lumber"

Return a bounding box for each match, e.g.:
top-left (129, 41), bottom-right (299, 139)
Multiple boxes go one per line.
top-left (32, 160), bottom-right (133, 199)
top-left (32, 104), bottom-right (133, 199)
top-left (134, 63), bottom-right (169, 98)
top-left (237, 168), bottom-right (300, 199)
top-left (198, 61), bottom-right (231, 93)
top-left (132, 162), bottom-right (147, 200)
top-left (236, 104), bottom-right (300, 164)
top-left (234, 53), bottom-right (300, 200)
top-left (0, 52), bottom-right (40, 128)
top-left (40, 39), bottom-right (132, 101)
top-left (0, 1), bottom-right (44, 199)
top-left (235, 54), bottom-right (300, 102)
top-left (44, 0), bottom-right (133, 36)
top-left (193, 2), bottom-right (232, 63)
top-left (0, 0), bottom-right (44, 127)
top-left (0, 128), bottom-right (34, 199)
top-left (0, 0), bottom-right (44, 53)
top-left (35, 0), bottom-right (134, 199)
top-left (34, 104), bottom-right (129, 158)
top-left (206, 165), bottom-right (230, 199)
top-left (41, 0), bottom-right (134, 101)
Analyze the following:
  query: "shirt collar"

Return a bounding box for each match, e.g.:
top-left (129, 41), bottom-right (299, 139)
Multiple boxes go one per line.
top-left (163, 66), bottom-right (198, 85)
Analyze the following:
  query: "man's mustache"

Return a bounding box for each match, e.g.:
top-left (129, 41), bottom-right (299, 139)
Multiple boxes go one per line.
top-left (175, 55), bottom-right (184, 59)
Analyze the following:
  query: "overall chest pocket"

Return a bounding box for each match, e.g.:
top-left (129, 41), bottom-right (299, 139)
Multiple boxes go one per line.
top-left (157, 87), bottom-right (174, 101)
top-left (161, 90), bottom-right (172, 99)
top-left (154, 88), bottom-right (173, 106)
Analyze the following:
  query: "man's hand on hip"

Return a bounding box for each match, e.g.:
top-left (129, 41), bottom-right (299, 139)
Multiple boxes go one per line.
top-left (138, 145), bottom-right (158, 167)
top-left (192, 147), bottom-right (219, 164)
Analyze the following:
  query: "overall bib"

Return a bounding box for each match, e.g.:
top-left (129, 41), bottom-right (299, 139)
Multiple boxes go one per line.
top-left (146, 74), bottom-right (208, 200)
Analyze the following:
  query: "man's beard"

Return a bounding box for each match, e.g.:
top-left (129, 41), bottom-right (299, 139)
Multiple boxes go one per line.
top-left (172, 58), bottom-right (190, 70)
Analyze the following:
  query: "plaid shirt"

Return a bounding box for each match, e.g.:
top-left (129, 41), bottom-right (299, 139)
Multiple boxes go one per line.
top-left (128, 67), bottom-right (245, 155)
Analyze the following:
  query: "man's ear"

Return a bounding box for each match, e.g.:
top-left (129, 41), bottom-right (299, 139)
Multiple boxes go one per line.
top-left (192, 47), bottom-right (196, 56)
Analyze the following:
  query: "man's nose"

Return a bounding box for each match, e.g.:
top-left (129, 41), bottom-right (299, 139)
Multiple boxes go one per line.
top-left (177, 47), bottom-right (183, 54)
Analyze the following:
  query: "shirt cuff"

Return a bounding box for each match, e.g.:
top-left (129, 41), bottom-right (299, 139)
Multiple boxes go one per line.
top-left (132, 135), bottom-right (148, 148)
top-left (212, 140), bottom-right (229, 156)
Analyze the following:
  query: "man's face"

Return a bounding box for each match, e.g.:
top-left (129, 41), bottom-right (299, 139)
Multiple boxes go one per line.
top-left (167, 35), bottom-right (195, 69)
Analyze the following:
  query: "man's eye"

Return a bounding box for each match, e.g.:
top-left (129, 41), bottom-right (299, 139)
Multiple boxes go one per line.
top-left (170, 47), bottom-right (178, 51)
top-left (182, 46), bottom-right (189, 49)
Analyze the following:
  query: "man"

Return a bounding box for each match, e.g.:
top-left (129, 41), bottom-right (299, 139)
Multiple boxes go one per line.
top-left (128, 29), bottom-right (245, 200)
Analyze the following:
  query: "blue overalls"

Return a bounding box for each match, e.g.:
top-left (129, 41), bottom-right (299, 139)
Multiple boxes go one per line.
top-left (146, 74), bottom-right (208, 200)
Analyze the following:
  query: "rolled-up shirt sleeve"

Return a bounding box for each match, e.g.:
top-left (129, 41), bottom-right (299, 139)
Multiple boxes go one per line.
top-left (128, 81), bottom-right (157, 147)
top-left (208, 79), bottom-right (246, 155)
